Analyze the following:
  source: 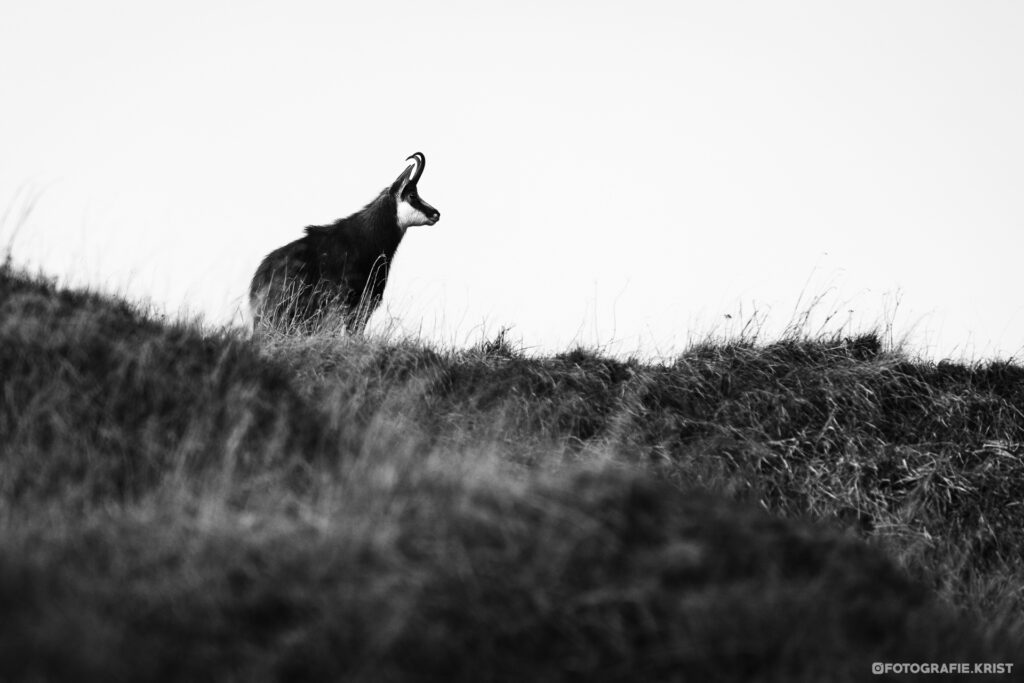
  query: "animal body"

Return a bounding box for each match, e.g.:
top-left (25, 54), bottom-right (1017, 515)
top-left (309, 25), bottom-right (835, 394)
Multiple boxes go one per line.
top-left (249, 152), bottom-right (440, 334)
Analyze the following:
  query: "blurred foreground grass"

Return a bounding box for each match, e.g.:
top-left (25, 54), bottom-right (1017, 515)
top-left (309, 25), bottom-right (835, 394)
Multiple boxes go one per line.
top-left (2, 262), bottom-right (1022, 681)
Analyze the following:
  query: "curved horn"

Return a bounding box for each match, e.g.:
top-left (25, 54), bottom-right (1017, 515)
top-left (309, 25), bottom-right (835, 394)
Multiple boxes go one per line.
top-left (405, 152), bottom-right (426, 184)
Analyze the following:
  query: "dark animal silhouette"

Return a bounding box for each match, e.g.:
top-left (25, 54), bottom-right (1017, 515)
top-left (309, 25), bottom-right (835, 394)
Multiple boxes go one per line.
top-left (249, 152), bottom-right (440, 334)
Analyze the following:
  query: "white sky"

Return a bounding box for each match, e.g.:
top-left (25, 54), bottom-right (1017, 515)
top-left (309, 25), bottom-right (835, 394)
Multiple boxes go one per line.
top-left (2, 1), bottom-right (1023, 359)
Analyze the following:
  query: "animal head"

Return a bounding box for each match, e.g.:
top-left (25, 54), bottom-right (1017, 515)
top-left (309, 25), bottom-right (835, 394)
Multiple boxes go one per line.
top-left (390, 152), bottom-right (441, 229)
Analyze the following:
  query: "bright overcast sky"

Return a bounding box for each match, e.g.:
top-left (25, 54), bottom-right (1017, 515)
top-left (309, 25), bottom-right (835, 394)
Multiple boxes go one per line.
top-left (2, 1), bottom-right (1023, 359)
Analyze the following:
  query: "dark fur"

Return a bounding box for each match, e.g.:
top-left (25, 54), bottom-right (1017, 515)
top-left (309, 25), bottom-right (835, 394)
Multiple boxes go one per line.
top-left (250, 154), bottom-right (438, 334)
top-left (249, 193), bottom-right (404, 334)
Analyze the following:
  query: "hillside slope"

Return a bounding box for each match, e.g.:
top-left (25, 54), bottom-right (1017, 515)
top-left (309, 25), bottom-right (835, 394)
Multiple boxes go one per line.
top-left (1, 263), bottom-right (1021, 681)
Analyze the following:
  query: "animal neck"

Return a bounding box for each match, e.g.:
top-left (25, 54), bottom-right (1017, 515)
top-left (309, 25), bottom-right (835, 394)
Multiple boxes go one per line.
top-left (340, 192), bottom-right (406, 257)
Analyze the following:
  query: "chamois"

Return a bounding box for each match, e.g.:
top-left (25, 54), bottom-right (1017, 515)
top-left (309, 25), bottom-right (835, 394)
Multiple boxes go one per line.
top-left (249, 152), bottom-right (440, 334)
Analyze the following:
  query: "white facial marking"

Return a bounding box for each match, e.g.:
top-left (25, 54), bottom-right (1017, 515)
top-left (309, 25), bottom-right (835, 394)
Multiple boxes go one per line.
top-left (397, 197), bottom-right (431, 229)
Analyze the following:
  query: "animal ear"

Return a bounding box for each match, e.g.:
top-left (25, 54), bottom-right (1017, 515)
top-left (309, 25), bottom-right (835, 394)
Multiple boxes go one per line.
top-left (390, 161), bottom-right (415, 196)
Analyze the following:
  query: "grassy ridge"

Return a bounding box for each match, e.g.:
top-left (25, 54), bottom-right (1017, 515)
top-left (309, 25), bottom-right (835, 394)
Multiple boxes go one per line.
top-left (1, 263), bottom-right (1022, 681)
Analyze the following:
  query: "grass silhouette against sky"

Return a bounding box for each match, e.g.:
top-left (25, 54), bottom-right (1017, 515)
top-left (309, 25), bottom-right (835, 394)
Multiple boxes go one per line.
top-left (2, 1), bottom-right (1023, 358)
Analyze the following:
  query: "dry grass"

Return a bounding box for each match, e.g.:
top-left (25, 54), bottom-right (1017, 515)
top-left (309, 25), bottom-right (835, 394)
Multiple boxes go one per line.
top-left (1, 262), bottom-right (1022, 681)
